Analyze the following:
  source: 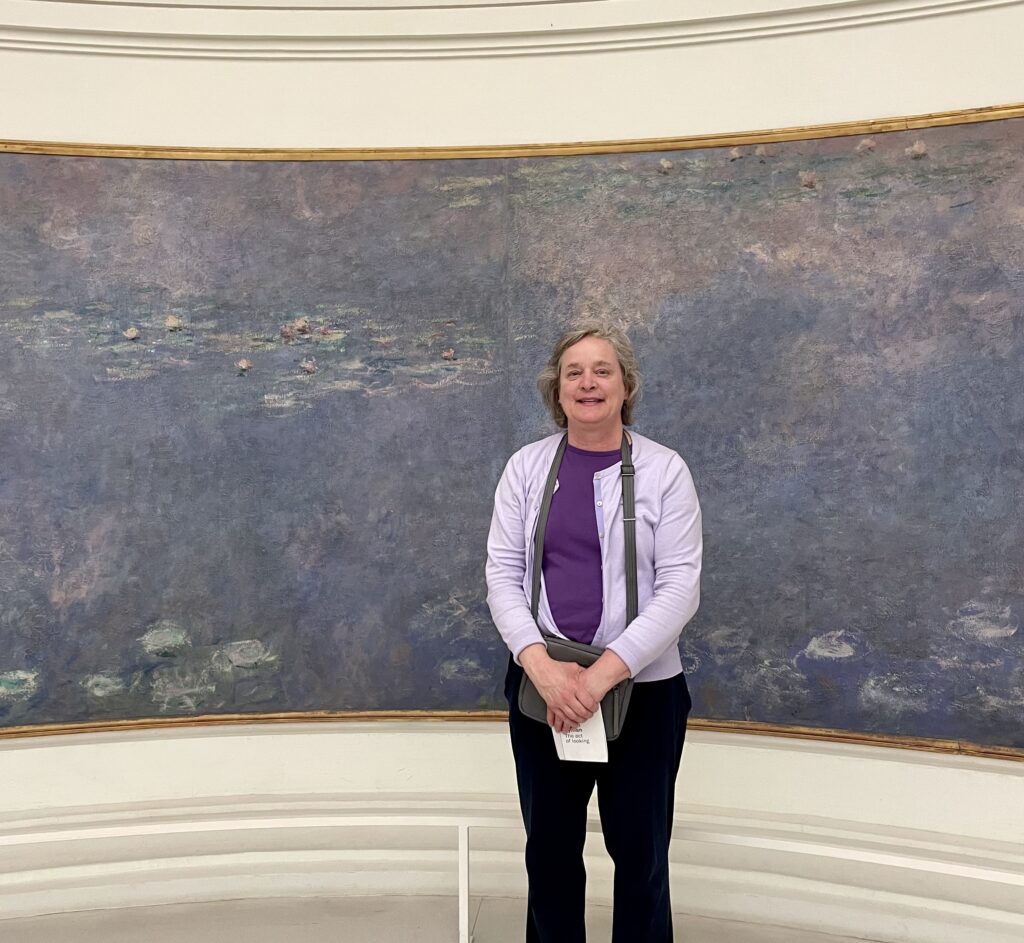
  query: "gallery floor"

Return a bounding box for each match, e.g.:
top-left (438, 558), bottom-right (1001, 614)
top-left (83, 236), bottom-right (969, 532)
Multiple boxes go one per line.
top-left (1, 896), bottom-right (866, 943)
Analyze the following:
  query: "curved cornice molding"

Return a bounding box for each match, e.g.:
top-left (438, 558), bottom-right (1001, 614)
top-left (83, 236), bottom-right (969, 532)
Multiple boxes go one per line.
top-left (1, 0), bottom-right (1021, 59)
top-left (2, 102), bottom-right (1023, 158)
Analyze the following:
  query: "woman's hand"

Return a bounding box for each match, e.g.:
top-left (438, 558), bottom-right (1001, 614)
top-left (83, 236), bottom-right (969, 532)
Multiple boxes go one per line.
top-left (579, 650), bottom-right (631, 703)
top-left (520, 644), bottom-right (599, 731)
top-left (546, 652), bottom-right (631, 734)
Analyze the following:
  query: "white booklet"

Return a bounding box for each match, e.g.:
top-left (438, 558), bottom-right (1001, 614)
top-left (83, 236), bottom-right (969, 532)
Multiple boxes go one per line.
top-left (552, 710), bottom-right (608, 763)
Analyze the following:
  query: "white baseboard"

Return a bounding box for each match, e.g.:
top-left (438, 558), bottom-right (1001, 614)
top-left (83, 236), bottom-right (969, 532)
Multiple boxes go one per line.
top-left (1, 723), bottom-right (1022, 942)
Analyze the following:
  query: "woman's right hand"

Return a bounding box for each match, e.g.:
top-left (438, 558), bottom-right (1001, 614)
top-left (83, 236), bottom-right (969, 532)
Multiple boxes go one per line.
top-left (519, 644), bottom-right (599, 731)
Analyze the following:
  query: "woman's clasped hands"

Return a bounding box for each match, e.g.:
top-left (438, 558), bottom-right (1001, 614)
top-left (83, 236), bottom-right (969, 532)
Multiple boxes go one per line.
top-left (519, 644), bottom-right (629, 734)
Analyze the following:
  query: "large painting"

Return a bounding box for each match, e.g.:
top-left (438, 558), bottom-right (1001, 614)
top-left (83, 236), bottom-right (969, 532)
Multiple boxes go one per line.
top-left (1, 117), bottom-right (1022, 747)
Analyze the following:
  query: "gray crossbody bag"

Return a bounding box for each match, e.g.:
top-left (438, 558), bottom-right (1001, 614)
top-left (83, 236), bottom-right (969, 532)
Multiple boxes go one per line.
top-left (517, 433), bottom-right (636, 741)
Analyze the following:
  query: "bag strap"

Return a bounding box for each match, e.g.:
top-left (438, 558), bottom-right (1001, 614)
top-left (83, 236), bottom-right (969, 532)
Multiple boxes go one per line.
top-left (531, 432), bottom-right (638, 626)
top-left (531, 436), bottom-right (567, 621)
top-left (620, 434), bottom-right (638, 625)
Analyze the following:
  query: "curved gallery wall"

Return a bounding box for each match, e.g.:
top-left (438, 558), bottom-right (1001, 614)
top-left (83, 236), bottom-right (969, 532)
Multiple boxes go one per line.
top-left (2, 723), bottom-right (1023, 942)
top-left (2, 111), bottom-right (1024, 754)
top-left (2, 0), bottom-right (1024, 147)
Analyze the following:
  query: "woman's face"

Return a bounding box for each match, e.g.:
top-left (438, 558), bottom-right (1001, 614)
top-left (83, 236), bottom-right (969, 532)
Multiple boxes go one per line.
top-left (557, 336), bottom-right (627, 435)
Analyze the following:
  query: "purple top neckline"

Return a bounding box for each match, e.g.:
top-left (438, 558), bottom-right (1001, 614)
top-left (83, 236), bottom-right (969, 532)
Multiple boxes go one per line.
top-left (565, 442), bottom-right (621, 459)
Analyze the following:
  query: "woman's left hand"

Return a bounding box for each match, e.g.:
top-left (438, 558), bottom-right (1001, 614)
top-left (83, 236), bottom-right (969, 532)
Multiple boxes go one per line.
top-left (580, 650), bottom-right (631, 704)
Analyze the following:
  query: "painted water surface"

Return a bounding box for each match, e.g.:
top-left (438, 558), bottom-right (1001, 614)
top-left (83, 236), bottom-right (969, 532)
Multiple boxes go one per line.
top-left (1, 122), bottom-right (1022, 746)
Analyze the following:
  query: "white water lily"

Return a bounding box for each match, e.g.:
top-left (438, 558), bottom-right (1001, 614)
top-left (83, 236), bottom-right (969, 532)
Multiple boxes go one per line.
top-left (139, 621), bottom-right (190, 656)
top-left (0, 670), bottom-right (39, 702)
top-left (800, 630), bottom-right (859, 660)
top-left (948, 601), bottom-right (1018, 642)
top-left (212, 639), bottom-right (276, 671)
top-left (81, 673), bottom-right (126, 698)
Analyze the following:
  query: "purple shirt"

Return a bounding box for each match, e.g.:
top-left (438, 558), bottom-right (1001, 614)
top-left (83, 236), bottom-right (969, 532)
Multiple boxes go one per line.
top-left (542, 444), bottom-right (622, 644)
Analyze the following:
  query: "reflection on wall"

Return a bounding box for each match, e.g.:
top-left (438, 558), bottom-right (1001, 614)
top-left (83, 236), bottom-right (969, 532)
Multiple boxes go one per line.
top-left (1, 118), bottom-right (1022, 747)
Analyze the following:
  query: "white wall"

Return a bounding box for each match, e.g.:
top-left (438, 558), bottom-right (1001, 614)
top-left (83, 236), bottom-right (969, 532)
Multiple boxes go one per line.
top-left (2, 0), bottom-right (1023, 147)
top-left (1, 723), bottom-right (1023, 941)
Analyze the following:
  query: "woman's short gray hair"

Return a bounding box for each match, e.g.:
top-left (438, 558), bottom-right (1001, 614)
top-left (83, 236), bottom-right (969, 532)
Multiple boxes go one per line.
top-left (537, 322), bottom-right (642, 429)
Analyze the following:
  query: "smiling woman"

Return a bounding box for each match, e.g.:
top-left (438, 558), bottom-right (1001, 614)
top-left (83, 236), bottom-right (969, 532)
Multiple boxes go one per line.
top-left (486, 322), bottom-right (702, 943)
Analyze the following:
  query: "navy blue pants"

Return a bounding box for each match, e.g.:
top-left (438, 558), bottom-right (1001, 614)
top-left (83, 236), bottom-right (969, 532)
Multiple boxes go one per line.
top-left (505, 657), bottom-right (692, 943)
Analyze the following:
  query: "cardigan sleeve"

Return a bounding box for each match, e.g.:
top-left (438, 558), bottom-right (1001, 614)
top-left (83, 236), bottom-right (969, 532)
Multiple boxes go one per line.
top-left (605, 453), bottom-right (702, 677)
top-left (485, 451), bottom-right (545, 662)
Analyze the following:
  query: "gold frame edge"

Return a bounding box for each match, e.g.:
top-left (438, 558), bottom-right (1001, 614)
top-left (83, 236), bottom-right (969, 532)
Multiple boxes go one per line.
top-left (1, 712), bottom-right (1021, 762)
top-left (1, 103), bottom-right (1023, 161)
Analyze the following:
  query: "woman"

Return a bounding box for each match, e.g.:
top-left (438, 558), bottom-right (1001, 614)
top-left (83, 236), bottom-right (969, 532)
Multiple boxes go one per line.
top-left (486, 323), bottom-right (702, 943)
